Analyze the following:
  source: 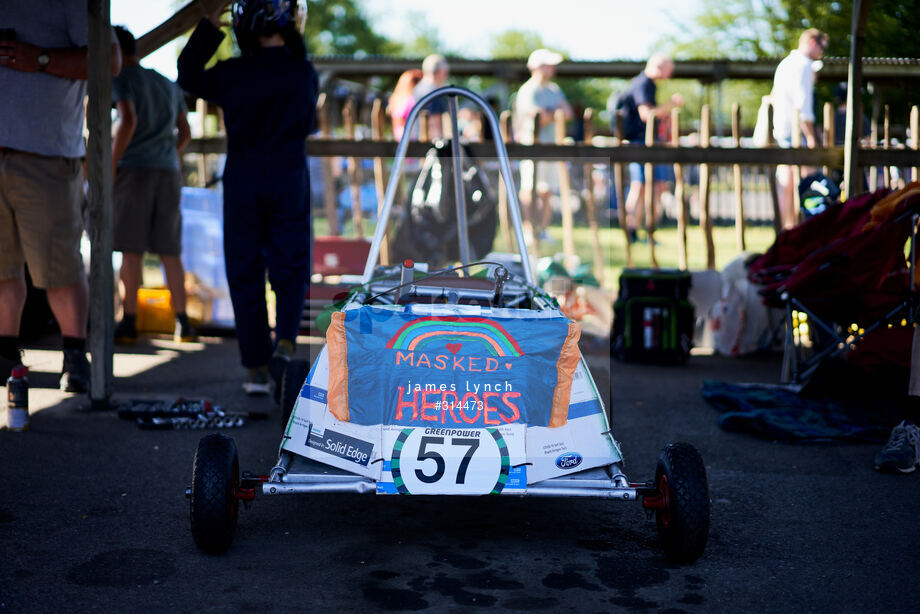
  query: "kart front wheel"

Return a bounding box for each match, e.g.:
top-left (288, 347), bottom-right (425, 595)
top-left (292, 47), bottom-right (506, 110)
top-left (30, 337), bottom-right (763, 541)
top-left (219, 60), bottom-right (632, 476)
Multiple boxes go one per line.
top-left (647, 442), bottom-right (710, 563)
top-left (190, 434), bottom-right (240, 553)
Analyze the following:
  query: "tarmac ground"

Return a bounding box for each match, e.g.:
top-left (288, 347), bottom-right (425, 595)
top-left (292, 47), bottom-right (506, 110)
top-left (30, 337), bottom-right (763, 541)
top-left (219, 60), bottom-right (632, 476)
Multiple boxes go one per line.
top-left (1, 333), bottom-right (919, 613)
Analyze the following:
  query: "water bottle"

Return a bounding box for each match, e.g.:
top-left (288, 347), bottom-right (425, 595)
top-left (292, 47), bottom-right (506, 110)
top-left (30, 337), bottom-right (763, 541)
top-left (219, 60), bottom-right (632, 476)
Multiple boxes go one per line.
top-left (6, 365), bottom-right (29, 431)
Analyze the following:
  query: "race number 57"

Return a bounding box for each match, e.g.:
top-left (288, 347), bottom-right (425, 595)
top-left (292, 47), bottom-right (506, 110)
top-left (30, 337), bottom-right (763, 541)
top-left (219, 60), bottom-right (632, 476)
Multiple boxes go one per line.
top-left (390, 428), bottom-right (511, 495)
top-left (415, 436), bottom-right (479, 484)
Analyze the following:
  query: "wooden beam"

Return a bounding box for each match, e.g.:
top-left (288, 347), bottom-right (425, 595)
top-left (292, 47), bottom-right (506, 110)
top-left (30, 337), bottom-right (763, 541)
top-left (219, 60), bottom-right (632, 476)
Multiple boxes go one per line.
top-left (135, 0), bottom-right (227, 58)
top-left (844, 0), bottom-right (872, 199)
top-left (87, 0), bottom-right (114, 406)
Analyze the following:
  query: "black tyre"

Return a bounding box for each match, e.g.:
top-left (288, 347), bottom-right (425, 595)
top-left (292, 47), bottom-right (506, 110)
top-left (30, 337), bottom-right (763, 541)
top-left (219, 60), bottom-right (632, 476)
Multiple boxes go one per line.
top-left (280, 359), bottom-right (310, 429)
top-left (652, 442), bottom-right (710, 563)
top-left (190, 434), bottom-right (240, 553)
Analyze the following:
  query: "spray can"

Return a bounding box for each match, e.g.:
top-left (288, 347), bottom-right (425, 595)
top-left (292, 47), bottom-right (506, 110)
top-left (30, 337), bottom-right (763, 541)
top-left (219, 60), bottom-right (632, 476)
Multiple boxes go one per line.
top-left (6, 365), bottom-right (29, 431)
top-left (643, 307), bottom-right (653, 349)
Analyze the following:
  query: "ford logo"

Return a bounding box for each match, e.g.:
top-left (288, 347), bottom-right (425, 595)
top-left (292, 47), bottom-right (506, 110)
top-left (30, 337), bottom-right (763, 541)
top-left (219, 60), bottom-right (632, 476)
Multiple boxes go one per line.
top-left (555, 452), bottom-right (583, 470)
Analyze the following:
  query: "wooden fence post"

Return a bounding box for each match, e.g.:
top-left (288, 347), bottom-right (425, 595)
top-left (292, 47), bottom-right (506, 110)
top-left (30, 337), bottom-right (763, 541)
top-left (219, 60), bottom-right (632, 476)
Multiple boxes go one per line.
top-left (870, 109), bottom-right (879, 191)
top-left (371, 98), bottom-right (389, 264)
top-left (790, 108), bottom-right (802, 226)
top-left (766, 103), bottom-right (782, 236)
top-left (498, 111), bottom-right (515, 252)
top-left (911, 106), bottom-right (919, 183)
top-left (644, 108), bottom-right (657, 268)
top-left (731, 102), bottom-right (746, 251)
top-left (581, 108), bottom-right (604, 284)
top-left (883, 104), bottom-right (891, 188)
top-left (419, 110), bottom-right (430, 143)
top-left (613, 111), bottom-right (632, 266)
top-left (555, 109), bottom-right (577, 270)
top-left (317, 93), bottom-right (340, 236)
top-left (343, 97), bottom-right (365, 238)
top-left (822, 101), bottom-right (833, 177)
top-left (196, 98), bottom-right (208, 187)
top-left (699, 104), bottom-right (715, 269)
top-left (671, 107), bottom-right (688, 271)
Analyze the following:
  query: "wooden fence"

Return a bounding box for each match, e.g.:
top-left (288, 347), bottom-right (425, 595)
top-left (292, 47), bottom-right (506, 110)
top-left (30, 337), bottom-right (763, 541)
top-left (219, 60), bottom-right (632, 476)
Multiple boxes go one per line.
top-left (183, 96), bottom-right (920, 276)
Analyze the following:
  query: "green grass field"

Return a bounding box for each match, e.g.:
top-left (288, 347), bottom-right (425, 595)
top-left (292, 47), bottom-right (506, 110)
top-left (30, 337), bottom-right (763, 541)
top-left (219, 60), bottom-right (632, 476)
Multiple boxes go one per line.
top-left (315, 214), bottom-right (778, 290)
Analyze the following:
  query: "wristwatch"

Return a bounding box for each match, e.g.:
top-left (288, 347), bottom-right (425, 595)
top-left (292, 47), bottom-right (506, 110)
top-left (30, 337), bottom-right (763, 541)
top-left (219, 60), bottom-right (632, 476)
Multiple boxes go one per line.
top-left (37, 49), bottom-right (50, 71)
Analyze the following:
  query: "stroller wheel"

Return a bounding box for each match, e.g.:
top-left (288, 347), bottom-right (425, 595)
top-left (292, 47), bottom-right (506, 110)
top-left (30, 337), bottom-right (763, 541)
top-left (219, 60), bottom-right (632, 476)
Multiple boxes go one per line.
top-left (649, 442), bottom-right (710, 563)
top-left (190, 434), bottom-right (240, 553)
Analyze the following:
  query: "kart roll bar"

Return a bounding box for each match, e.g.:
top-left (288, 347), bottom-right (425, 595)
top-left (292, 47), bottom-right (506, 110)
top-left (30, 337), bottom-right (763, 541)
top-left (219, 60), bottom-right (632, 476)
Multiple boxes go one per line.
top-left (361, 86), bottom-right (536, 286)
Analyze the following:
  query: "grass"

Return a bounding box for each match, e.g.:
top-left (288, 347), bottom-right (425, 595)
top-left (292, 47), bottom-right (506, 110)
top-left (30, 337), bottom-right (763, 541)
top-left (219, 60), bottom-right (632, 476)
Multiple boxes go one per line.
top-left (314, 214), bottom-right (779, 291)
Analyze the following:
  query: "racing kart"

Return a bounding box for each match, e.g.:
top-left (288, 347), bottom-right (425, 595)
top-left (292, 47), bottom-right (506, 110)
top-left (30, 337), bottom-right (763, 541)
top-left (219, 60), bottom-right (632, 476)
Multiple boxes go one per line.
top-left (187, 86), bottom-right (710, 563)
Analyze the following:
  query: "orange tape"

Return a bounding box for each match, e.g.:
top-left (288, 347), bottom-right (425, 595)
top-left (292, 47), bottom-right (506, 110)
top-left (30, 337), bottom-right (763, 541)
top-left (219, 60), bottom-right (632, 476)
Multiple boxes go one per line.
top-left (549, 322), bottom-right (582, 428)
top-left (325, 311), bottom-right (350, 422)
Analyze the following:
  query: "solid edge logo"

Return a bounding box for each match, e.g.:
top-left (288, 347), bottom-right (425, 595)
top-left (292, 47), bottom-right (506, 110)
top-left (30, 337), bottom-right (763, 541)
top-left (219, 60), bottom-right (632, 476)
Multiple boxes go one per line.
top-left (555, 452), bottom-right (583, 470)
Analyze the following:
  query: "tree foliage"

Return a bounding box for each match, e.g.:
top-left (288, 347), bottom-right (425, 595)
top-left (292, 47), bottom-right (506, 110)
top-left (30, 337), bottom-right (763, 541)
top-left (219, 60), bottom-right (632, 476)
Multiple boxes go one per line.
top-left (303, 0), bottom-right (400, 56)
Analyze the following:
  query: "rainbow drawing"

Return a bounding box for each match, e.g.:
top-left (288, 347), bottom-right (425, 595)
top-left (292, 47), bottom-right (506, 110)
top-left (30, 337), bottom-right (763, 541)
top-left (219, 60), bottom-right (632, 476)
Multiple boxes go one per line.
top-left (385, 316), bottom-right (525, 357)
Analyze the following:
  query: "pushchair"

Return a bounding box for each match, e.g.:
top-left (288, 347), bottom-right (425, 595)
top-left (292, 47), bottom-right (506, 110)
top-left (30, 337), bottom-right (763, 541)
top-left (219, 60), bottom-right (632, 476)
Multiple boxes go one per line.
top-left (749, 183), bottom-right (920, 384)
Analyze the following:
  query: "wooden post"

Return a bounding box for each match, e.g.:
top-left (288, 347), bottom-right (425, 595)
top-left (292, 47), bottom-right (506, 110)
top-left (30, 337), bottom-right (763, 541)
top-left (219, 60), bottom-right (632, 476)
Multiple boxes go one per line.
top-left (644, 108), bottom-right (657, 267)
top-left (317, 94), bottom-right (340, 236)
top-left (419, 110), bottom-right (430, 142)
top-left (498, 111), bottom-right (514, 252)
top-left (671, 107), bottom-right (688, 271)
top-left (822, 101), bottom-right (834, 177)
top-left (766, 103), bottom-right (783, 236)
top-left (371, 98), bottom-right (389, 264)
top-left (911, 106), bottom-right (919, 183)
top-left (581, 108), bottom-right (604, 284)
top-left (343, 98), bottom-right (365, 238)
top-left (555, 109), bottom-right (577, 270)
top-left (731, 102), bottom-right (746, 251)
top-left (196, 98), bottom-right (208, 187)
top-left (699, 104), bottom-right (715, 269)
top-left (791, 107), bottom-right (802, 225)
top-left (87, 0), bottom-right (114, 406)
top-left (869, 111), bottom-right (879, 190)
top-left (844, 0), bottom-right (871, 201)
top-left (613, 111), bottom-right (631, 266)
top-left (883, 104), bottom-right (891, 188)
top-left (527, 115), bottom-right (541, 252)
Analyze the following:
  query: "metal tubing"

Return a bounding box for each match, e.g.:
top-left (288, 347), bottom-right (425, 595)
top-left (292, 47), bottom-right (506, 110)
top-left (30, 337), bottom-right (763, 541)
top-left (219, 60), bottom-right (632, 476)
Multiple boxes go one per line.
top-left (522, 486), bottom-right (638, 500)
top-left (447, 96), bottom-right (471, 268)
top-left (362, 86), bottom-right (535, 285)
top-left (263, 480), bottom-right (377, 495)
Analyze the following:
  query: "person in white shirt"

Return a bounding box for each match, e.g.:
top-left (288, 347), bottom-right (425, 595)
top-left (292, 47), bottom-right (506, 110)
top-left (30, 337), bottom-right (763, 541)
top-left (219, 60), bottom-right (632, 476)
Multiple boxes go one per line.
top-left (771, 28), bottom-right (828, 229)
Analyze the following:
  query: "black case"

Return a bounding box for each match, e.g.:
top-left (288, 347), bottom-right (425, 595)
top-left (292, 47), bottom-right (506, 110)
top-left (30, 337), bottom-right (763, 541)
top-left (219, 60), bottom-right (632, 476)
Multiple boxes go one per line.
top-left (611, 268), bottom-right (694, 364)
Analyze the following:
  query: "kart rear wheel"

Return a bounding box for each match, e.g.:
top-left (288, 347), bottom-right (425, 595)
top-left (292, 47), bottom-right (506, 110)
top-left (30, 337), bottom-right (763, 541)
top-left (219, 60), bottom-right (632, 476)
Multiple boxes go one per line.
top-left (281, 359), bottom-right (310, 429)
top-left (190, 434), bottom-right (239, 553)
top-left (651, 442), bottom-right (710, 563)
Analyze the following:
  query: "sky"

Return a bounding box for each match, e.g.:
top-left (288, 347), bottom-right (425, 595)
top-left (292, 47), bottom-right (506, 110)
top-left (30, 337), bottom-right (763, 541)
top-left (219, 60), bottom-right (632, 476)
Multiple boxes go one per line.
top-left (111, 0), bottom-right (699, 80)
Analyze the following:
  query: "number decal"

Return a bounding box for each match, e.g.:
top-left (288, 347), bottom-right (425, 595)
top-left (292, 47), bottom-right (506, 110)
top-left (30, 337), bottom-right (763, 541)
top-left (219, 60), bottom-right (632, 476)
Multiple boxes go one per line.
top-left (390, 428), bottom-right (510, 495)
top-left (453, 438), bottom-right (480, 484)
top-left (415, 436), bottom-right (446, 483)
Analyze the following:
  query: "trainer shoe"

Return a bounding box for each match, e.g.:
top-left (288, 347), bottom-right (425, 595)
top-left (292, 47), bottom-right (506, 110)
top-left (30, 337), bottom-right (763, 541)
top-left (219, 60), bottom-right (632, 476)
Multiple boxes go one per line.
top-left (174, 314), bottom-right (198, 343)
top-left (60, 348), bottom-right (91, 394)
top-left (243, 366), bottom-right (272, 396)
top-left (874, 420), bottom-right (920, 473)
top-left (114, 317), bottom-right (138, 345)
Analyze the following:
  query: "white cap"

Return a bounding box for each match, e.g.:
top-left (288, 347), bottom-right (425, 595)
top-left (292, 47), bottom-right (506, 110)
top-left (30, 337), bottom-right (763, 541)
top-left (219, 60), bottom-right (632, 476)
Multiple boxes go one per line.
top-left (527, 48), bottom-right (563, 70)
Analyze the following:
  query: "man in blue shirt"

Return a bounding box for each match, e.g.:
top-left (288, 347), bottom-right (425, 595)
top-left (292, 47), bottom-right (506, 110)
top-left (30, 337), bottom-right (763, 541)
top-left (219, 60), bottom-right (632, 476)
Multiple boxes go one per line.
top-left (614, 54), bottom-right (683, 242)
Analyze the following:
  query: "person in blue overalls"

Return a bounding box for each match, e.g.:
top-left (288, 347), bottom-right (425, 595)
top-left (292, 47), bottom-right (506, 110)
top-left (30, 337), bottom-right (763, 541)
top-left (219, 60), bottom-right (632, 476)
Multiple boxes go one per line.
top-left (178, 0), bottom-right (318, 395)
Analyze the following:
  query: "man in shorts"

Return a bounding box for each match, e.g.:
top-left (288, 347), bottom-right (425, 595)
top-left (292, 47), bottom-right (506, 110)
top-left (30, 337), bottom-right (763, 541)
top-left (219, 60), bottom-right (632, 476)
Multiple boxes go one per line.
top-left (0, 4), bottom-right (122, 392)
top-left (110, 26), bottom-right (195, 344)
top-left (514, 48), bottom-right (573, 238)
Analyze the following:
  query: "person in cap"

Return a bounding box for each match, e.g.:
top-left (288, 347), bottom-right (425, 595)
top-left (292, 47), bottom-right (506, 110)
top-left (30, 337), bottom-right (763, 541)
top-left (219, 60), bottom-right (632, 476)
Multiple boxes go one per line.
top-left (513, 48), bottom-right (573, 238)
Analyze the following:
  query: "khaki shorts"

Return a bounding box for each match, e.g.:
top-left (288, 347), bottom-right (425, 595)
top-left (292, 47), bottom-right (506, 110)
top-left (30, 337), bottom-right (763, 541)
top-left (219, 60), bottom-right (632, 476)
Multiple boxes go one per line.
top-left (519, 159), bottom-right (560, 195)
top-left (113, 167), bottom-right (183, 255)
top-left (0, 149), bottom-right (85, 289)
